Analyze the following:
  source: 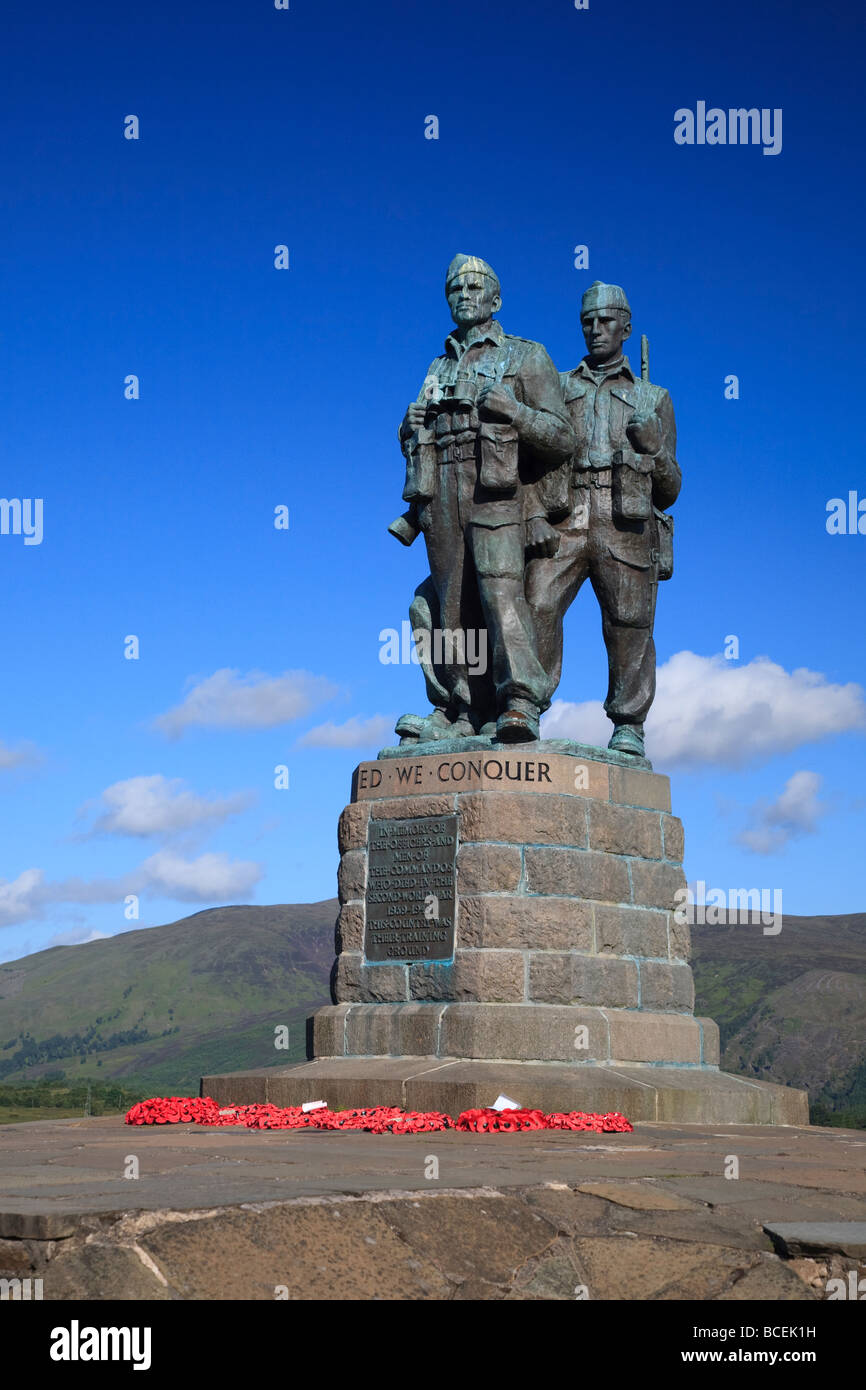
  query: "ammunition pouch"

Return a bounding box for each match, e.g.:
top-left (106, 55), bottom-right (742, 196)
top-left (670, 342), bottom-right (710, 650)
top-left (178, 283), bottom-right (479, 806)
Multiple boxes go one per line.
top-left (611, 448), bottom-right (654, 522)
top-left (402, 427), bottom-right (436, 503)
top-left (478, 421), bottom-right (519, 492)
top-left (654, 507), bottom-right (674, 581)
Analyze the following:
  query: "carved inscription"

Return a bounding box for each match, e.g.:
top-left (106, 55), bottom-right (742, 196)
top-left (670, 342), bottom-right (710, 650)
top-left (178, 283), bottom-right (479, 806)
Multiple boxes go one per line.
top-left (364, 815), bottom-right (457, 962)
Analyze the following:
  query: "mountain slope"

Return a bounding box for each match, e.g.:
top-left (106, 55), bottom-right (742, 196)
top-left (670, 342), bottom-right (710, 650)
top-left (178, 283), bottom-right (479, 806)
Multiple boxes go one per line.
top-left (0, 902), bottom-right (336, 1095)
top-left (689, 910), bottom-right (866, 1119)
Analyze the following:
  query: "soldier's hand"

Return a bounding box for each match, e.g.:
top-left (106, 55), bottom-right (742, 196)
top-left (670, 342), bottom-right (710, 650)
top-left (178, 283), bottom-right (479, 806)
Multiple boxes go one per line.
top-left (478, 384), bottom-right (518, 423)
top-left (626, 412), bottom-right (661, 454)
top-left (525, 517), bottom-right (561, 559)
top-left (404, 402), bottom-right (428, 432)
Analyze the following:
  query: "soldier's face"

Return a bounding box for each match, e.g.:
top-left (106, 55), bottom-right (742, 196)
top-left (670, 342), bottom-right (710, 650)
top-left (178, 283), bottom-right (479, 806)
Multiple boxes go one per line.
top-left (582, 311), bottom-right (629, 362)
top-left (447, 274), bottom-right (501, 329)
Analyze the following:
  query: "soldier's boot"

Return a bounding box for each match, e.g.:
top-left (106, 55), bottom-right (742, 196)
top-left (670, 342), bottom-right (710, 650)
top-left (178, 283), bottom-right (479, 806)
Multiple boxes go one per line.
top-left (608, 722), bottom-right (645, 756)
top-left (395, 708), bottom-right (448, 744)
top-left (496, 698), bottom-right (540, 743)
top-left (395, 707), bottom-right (473, 745)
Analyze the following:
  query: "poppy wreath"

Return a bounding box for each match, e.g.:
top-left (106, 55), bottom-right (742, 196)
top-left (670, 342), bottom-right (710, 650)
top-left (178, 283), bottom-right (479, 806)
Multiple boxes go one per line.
top-left (125, 1097), bottom-right (632, 1134)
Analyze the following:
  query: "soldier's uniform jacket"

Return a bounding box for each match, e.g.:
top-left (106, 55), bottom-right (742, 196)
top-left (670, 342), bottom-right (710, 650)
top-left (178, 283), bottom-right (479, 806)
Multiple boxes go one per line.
top-left (399, 319), bottom-right (574, 530)
top-left (561, 355), bottom-right (680, 503)
top-left (560, 354), bottom-right (681, 577)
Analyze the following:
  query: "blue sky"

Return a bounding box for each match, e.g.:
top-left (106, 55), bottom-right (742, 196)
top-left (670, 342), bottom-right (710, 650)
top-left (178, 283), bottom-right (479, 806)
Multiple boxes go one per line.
top-left (1, 0), bottom-right (864, 961)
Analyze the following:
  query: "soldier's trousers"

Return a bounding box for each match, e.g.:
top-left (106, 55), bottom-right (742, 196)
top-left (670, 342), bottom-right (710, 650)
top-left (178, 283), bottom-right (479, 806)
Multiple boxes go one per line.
top-left (525, 482), bottom-right (659, 726)
top-left (414, 464), bottom-right (549, 724)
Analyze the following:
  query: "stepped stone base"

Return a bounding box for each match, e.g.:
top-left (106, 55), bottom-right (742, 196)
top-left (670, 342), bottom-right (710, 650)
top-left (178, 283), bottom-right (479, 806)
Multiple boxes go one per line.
top-left (201, 1058), bottom-right (809, 1126)
top-left (204, 743), bottom-right (809, 1127)
top-left (312, 1002), bottom-right (719, 1065)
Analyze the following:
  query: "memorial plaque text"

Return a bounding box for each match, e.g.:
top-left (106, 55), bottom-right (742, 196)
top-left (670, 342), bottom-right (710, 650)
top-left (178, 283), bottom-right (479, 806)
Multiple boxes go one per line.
top-left (364, 814), bottom-right (458, 962)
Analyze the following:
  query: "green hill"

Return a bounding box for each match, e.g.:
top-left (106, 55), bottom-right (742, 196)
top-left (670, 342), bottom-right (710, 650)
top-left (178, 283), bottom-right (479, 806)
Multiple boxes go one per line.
top-left (0, 902), bottom-right (336, 1097)
top-left (689, 910), bottom-right (866, 1126)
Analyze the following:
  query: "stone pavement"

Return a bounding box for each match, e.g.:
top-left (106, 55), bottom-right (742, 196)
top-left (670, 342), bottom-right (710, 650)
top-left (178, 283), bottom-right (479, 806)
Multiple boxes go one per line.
top-left (0, 1116), bottom-right (864, 1300)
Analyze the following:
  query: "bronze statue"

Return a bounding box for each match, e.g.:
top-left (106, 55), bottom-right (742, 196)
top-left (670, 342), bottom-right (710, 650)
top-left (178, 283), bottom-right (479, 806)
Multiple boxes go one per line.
top-left (526, 281), bottom-right (681, 757)
top-left (389, 268), bottom-right (680, 760)
top-left (390, 255), bottom-right (574, 744)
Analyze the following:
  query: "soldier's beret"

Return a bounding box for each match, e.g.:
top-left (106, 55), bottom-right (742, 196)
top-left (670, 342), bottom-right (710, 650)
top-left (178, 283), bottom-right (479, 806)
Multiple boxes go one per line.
top-left (445, 254), bottom-right (501, 294)
top-left (581, 280), bottom-right (631, 316)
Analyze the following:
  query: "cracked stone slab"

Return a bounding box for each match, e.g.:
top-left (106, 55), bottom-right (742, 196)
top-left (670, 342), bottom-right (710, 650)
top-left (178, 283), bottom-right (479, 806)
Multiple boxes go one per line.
top-left (763, 1222), bottom-right (866, 1259)
top-left (576, 1181), bottom-right (701, 1211)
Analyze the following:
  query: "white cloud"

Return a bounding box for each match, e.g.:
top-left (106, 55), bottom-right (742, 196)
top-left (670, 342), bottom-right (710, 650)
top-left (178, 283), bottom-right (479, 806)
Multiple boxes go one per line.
top-left (0, 852), bottom-right (263, 928)
top-left (84, 774), bottom-right (252, 838)
top-left (541, 699), bottom-right (609, 747)
top-left (0, 739), bottom-right (42, 771)
top-left (542, 651), bottom-right (866, 769)
top-left (153, 668), bottom-right (338, 738)
top-left (135, 850), bottom-right (261, 900)
top-left (737, 770), bottom-right (826, 854)
top-left (298, 715), bottom-right (395, 749)
top-left (0, 869), bottom-right (48, 927)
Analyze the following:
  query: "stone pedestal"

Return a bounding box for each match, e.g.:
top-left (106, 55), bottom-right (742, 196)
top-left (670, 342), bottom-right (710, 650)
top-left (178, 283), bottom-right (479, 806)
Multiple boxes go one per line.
top-left (203, 743), bottom-right (808, 1126)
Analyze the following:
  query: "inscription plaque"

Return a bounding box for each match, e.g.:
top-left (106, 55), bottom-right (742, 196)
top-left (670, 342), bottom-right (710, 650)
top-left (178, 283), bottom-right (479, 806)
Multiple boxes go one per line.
top-left (364, 814), bottom-right (458, 962)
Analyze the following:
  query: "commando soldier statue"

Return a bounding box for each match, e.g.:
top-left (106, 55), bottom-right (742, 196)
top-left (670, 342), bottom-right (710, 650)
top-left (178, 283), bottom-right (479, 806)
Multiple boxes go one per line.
top-left (526, 281), bottom-right (681, 758)
top-left (390, 254), bottom-right (575, 744)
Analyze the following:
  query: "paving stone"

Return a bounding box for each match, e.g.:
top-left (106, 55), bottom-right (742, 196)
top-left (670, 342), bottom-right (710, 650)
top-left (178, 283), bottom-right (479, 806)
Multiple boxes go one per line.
top-left (508, 1237), bottom-right (588, 1299)
top-left (576, 1181), bottom-right (701, 1211)
top-left (44, 1244), bottom-right (171, 1302)
top-left (521, 1186), bottom-right (612, 1237)
top-left (763, 1221), bottom-right (866, 1259)
top-left (604, 1204), bottom-right (771, 1252)
top-left (571, 1235), bottom-right (732, 1300)
top-left (0, 1237), bottom-right (38, 1275)
top-left (142, 1200), bottom-right (453, 1301)
top-left (381, 1193), bottom-right (557, 1285)
top-left (712, 1256), bottom-right (818, 1301)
